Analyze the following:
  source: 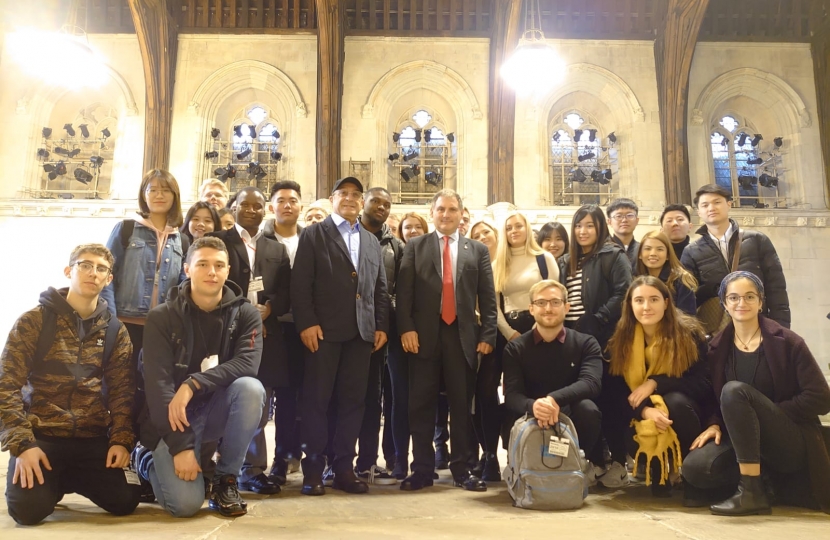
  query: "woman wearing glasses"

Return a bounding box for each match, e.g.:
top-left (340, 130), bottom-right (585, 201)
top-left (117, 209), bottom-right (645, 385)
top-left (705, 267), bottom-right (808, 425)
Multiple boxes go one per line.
top-left (100, 169), bottom-right (187, 367)
top-left (682, 271), bottom-right (830, 515)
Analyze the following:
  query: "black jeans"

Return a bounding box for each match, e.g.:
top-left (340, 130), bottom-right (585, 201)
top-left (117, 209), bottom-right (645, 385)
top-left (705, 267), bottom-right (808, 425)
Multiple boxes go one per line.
top-left (474, 333), bottom-right (505, 455)
top-left (683, 381), bottom-right (807, 492)
top-left (386, 333), bottom-right (411, 464)
top-left (6, 436), bottom-right (140, 525)
top-left (275, 322), bottom-right (304, 460)
top-left (356, 345), bottom-right (387, 472)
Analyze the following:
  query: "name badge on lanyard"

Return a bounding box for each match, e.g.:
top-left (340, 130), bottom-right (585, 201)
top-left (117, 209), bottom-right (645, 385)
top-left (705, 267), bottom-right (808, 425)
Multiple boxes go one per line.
top-left (249, 276), bottom-right (264, 293)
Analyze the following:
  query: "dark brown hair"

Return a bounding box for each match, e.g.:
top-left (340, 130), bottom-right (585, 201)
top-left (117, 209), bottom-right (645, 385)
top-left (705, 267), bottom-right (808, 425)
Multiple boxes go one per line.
top-left (634, 230), bottom-right (697, 294)
top-left (186, 236), bottom-right (228, 264)
top-left (181, 202), bottom-right (221, 242)
top-left (138, 169), bottom-right (183, 228)
top-left (567, 205), bottom-right (611, 278)
top-left (69, 243), bottom-right (114, 269)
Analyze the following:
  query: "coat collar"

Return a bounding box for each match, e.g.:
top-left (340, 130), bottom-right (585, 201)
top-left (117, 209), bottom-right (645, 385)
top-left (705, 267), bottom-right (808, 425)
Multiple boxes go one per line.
top-left (322, 215), bottom-right (353, 266)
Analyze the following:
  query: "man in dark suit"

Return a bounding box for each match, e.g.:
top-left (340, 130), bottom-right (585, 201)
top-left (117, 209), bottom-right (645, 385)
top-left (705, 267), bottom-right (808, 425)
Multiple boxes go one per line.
top-left (292, 177), bottom-right (389, 496)
top-left (396, 189), bottom-right (498, 492)
top-left (206, 186), bottom-right (291, 496)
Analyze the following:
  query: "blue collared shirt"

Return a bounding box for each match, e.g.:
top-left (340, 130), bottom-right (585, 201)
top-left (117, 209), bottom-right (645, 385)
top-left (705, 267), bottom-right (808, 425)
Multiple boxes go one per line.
top-left (331, 213), bottom-right (361, 271)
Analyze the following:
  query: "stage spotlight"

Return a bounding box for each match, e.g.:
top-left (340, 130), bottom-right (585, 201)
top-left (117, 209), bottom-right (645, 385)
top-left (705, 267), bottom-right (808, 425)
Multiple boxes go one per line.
top-left (403, 150), bottom-right (419, 162)
top-left (55, 147), bottom-right (81, 158)
top-left (392, 132), bottom-right (400, 142)
top-left (721, 136), bottom-right (729, 147)
top-left (569, 167), bottom-right (587, 183)
top-left (751, 134), bottom-right (763, 147)
top-left (37, 148), bottom-right (50, 160)
top-left (602, 169), bottom-right (613, 181)
top-left (588, 129), bottom-right (597, 143)
top-left (774, 137), bottom-right (783, 148)
top-left (270, 151), bottom-right (283, 161)
top-left (759, 173), bottom-right (779, 188)
top-left (63, 124), bottom-right (75, 137)
top-left (552, 132), bottom-right (561, 143)
top-left (43, 164), bottom-right (56, 180)
top-left (271, 128), bottom-right (281, 139)
top-left (89, 156), bottom-right (104, 168)
top-left (573, 129), bottom-right (583, 142)
top-left (608, 132), bottom-right (617, 144)
top-left (42, 127), bottom-right (52, 139)
top-left (590, 170), bottom-right (603, 182)
top-left (424, 129), bottom-right (432, 143)
top-left (237, 148), bottom-right (252, 160)
top-left (234, 125), bottom-right (244, 137)
top-left (214, 164), bottom-right (237, 181)
top-left (400, 165), bottom-right (420, 182)
top-left (747, 156), bottom-right (763, 165)
top-left (205, 151), bottom-right (219, 159)
top-left (737, 133), bottom-right (748, 147)
top-left (388, 153), bottom-right (400, 161)
top-left (446, 133), bottom-right (455, 143)
top-left (101, 128), bottom-right (111, 139)
top-left (211, 128), bottom-right (220, 139)
top-left (738, 174), bottom-right (758, 190)
top-left (55, 161), bottom-right (67, 177)
top-left (248, 162), bottom-right (267, 180)
top-left (79, 124), bottom-right (90, 138)
top-left (415, 129), bottom-right (422, 143)
top-left (425, 171), bottom-right (442, 186)
top-left (590, 169), bottom-right (611, 185)
top-left (74, 168), bottom-right (93, 184)
top-left (577, 152), bottom-right (596, 162)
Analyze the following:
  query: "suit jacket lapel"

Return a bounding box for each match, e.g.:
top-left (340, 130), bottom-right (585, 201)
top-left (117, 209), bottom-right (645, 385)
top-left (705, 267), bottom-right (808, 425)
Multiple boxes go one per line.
top-left (431, 232), bottom-right (443, 278)
top-left (228, 228), bottom-right (251, 274)
top-left (456, 236), bottom-right (470, 285)
top-left (323, 216), bottom-right (353, 268)
top-left (253, 235), bottom-right (272, 276)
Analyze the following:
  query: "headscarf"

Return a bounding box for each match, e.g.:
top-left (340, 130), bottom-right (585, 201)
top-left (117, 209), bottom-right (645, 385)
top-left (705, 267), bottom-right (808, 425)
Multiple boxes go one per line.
top-left (718, 271), bottom-right (765, 306)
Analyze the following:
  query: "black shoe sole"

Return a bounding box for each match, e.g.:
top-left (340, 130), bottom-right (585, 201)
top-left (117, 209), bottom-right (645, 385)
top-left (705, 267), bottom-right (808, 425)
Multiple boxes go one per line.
top-left (301, 485), bottom-right (326, 496)
top-left (238, 483), bottom-right (281, 495)
top-left (332, 482), bottom-right (369, 494)
top-left (710, 506), bottom-right (771, 516)
top-left (208, 500), bottom-right (247, 517)
top-left (268, 475), bottom-right (287, 486)
top-left (400, 481), bottom-right (433, 491)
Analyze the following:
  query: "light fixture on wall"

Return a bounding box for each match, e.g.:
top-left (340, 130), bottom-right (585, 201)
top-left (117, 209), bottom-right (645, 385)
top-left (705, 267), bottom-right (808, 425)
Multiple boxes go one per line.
top-left (248, 162), bottom-right (267, 180)
top-left (569, 167), bottom-right (586, 183)
top-left (388, 153), bottom-right (400, 161)
top-left (237, 148), bottom-right (252, 160)
top-left (205, 151), bottom-right (219, 159)
top-left (446, 133), bottom-right (455, 143)
top-left (738, 174), bottom-right (757, 190)
top-left (425, 170), bottom-right (442, 186)
top-left (747, 156), bottom-right (763, 165)
top-left (73, 167), bottom-right (93, 184)
top-left (573, 129), bottom-right (583, 142)
top-left (500, 0), bottom-right (566, 98)
top-left (215, 164), bottom-right (237, 181)
top-left (392, 132), bottom-right (401, 142)
top-left (42, 127), bottom-right (53, 139)
top-left (79, 124), bottom-right (90, 138)
top-left (737, 133), bottom-right (748, 147)
top-left (608, 132), bottom-right (617, 144)
top-left (101, 128), bottom-right (111, 139)
top-left (774, 137), bottom-right (783, 148)
top-left (37, 148), bottom-right (50, 160)
top-left (588, 129), bottom-right (597, 143)
top-left (89, 156), bottom-right (104, 168)
top-left (401, 165), bottom-right (420, 182)
top-left (751, 134), bottom-right (763, 147)
top-left (233, 125), bottom-right (244, 138)
top-left (415, 129), bottom-right (422, 143)
top-left (403, 150), bottom-right (419, 162)
top-left (759, 173), bottom-right (779, 188)
top-left (55, 146), bottom-right (81, 158)
top-left (211, 128), bottom-right (221, 139)
top-left (590, 169), bottom-right (610, 185)
top-left (64, 124), bottom-right (76, 137)
top-left (270, 151), bottom-right (283, 161)
top-left (577, 152), bottom-right (596, 162)
top-left (552, 132), bottom-right (561, 143)
top-left (721, 136), bottom-right (729, 147)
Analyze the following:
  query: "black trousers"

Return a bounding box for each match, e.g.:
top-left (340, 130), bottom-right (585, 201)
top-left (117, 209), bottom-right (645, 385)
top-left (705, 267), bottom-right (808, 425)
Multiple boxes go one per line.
top-left (410, 321), bottom-right (476, 477)
top-left (386, 334), bottom-right (411, 463)
top-left (5, 436), bottom-right (140, 525)
top-left (381, 363), bottom-right (395, 463)
top-left (356, 345), bottom-right (388, 471)
top-left (473, 348), bottom-right (503, 455)
top-left (434, 394), bottom-right (450, 450)
top-left (683, 382), bottom-right (812, 506)
top-left (275, 321), bottom-right (304, 460)
top-left (301, 335), bottom-right (373, 473)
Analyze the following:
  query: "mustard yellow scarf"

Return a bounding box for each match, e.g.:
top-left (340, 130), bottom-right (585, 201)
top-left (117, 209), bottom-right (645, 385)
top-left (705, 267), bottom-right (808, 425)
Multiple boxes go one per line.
top-left (624, 324), bottom-right (682, 486)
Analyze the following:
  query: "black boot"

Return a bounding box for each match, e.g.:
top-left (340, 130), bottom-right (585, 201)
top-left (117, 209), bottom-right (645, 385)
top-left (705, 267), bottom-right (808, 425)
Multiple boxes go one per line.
top-left (481, 453), bottom-right (501, 482)
top-left (710, 474), bottom-right (771, 516)
top-left (209, 474), bottom-right (247, 517)
top-left (301, 455), bottom-right (326, 496)
top-left (649, 459), bottom-right (671, 498)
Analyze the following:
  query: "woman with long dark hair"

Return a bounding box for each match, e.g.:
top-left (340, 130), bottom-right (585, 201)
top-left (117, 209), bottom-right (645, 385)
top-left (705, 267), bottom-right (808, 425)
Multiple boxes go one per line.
top-left (635, 230), bottom-right (697, 315)
top-left (536, 221), bottom-right (569, 260)
top-left (606, 276), bottom-right (709, 497)
top-left (683, 271), bottom-right (830, 515)
top-left (181, 201), bottom-right (221, 243)
top-left (557, 204), bottom-right (632, 487)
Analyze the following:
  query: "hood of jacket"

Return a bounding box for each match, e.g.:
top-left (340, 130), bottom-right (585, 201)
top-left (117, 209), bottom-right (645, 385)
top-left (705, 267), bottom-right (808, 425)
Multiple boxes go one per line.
top-left (39, 287), bottom-right (111, 340)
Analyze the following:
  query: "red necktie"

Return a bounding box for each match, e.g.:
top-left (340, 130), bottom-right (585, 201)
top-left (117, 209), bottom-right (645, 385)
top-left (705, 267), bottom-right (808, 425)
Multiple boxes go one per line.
top-left (442, 236), bottom-right (456, 324)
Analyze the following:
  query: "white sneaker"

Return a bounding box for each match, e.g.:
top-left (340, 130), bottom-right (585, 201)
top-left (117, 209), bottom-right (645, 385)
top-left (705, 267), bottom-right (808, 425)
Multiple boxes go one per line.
top-left (287, 458), bottom-right (301, 474)
top-left (585, 464), bottom-right (604, 487)
top-left (598, 461), bottom-right (630, 488)
top-left (356, 465), bottom-right (398, 485)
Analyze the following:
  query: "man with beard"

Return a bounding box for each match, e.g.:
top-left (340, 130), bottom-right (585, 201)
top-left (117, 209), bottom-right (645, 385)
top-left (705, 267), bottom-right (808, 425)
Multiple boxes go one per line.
top-left (502, 280), bottom-right (603, 465)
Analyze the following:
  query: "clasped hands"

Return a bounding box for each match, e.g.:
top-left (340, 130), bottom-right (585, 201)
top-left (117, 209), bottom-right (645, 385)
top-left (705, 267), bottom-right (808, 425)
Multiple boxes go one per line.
top-left (532, 396), bottom-right (560, 429)
top-left (13, 444), bottom-right (129, 489)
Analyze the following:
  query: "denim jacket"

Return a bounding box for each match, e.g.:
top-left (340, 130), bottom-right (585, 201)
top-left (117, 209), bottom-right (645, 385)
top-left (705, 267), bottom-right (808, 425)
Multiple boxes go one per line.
top-left (101, 220), bottom-right (186, 318)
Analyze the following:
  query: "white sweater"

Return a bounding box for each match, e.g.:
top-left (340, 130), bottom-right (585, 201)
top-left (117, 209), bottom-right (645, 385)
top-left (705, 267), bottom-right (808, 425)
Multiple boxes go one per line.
top-left (496, 248), bottom-right (560, 338)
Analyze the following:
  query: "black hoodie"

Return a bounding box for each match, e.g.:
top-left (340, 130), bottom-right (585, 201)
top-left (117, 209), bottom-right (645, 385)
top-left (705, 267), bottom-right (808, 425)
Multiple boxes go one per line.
top-left (140, 279), bottom-right (263, 456)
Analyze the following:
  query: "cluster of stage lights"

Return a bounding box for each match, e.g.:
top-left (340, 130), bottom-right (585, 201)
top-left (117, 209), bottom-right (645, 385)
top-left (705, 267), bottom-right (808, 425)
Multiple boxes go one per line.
top-left (388, 132), bottom-right (455, 186)
top-left (37, 125), bottom-right (110, 182)
top-left (723, 135), bottom-right (784, 194)
top-left (390, 131), bottom-right (456, 145)
top-left (569, 167), bottom-right (613, 185)
top-left (205, 127), bottom-right (283, 182)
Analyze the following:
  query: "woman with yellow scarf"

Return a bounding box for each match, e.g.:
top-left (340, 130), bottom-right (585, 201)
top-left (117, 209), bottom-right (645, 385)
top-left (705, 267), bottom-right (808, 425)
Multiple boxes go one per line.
top-left (606, 276), bottom-right (710, 497)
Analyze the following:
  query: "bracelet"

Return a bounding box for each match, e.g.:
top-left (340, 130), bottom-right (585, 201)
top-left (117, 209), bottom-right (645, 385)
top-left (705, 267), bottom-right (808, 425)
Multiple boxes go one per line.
top-left (183, 378), bottom-right (198, 394)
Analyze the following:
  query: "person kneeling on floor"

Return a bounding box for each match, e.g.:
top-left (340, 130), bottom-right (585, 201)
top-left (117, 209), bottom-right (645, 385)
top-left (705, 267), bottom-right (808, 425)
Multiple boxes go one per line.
top-left (133, 236), bottom-right (266, 518)
top-left (0, 244), bottom-right (139, 525)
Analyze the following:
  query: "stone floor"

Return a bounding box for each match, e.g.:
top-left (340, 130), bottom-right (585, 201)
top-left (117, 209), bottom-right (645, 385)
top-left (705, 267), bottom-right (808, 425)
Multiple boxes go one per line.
top-left (1, 423), bottom-right (827, 539)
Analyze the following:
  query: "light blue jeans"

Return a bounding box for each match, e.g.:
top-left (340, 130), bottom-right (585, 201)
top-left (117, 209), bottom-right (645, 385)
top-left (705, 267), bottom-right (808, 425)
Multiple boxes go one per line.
top-left (148, 377), bottom-right (265, 517)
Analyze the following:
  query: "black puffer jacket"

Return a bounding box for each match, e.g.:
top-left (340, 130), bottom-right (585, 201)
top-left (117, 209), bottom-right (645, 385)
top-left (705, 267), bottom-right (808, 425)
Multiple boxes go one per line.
top-left (681, 219), bottom-right (790, 328)
top-left (558, 242), bottom-right (633, 349)
top-left (374, 223), bottom-right (404, 315)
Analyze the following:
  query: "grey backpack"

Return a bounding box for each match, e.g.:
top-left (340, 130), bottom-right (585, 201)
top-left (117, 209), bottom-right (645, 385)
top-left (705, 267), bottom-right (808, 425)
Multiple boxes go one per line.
top-left (504, 413), bottom-right (589, 510)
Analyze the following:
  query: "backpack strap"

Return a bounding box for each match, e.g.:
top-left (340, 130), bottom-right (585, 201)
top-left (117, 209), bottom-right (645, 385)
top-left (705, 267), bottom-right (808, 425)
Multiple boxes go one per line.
top-left (33, 306), bottom-right (57, 367)
top-left (179, 232), bottom-right (191, 258)
top-left (120, 219), bottom-right (136, 250)
top-left (536, 254), bottom-right (548, 280)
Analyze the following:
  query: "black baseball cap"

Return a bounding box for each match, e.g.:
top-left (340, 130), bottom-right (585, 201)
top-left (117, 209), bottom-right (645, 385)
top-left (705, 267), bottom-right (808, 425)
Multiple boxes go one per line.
top-left (331, 176), bottom-right (363, 194)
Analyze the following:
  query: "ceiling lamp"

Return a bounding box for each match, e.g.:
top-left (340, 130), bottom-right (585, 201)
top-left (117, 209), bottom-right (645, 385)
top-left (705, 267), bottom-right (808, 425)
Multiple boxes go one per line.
top-left (500, 0), bottom-right (566, 99)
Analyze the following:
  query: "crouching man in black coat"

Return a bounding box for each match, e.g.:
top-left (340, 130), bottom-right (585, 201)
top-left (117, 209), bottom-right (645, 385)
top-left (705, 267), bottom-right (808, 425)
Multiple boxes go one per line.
top-left (135, 236), bottom-right (265, 518)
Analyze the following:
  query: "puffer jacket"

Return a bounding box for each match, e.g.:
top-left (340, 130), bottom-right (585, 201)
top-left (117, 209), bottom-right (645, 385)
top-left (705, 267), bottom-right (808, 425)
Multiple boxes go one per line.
top-left (681, 219), bottom-right (790, 327)
top-left (558, 242), bottom-right (633, 349)
top-left (0, 288), bottom-right (135, 456)
top-left (375, 222), bottom-right (404, 314)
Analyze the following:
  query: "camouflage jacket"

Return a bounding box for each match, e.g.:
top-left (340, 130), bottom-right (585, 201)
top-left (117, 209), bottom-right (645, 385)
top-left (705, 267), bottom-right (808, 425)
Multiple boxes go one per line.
top-left (0, 287), bottom-right (135, 456)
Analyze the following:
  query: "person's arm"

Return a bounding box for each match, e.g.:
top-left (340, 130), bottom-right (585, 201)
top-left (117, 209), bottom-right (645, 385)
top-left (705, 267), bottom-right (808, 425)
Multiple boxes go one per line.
top-left (681, 247), bottom-right (708, 305)
top-left (268, 245), bottom-right (292, 318)
top-left (543, 252), bottom-right (560, 282)
top-left (776, 337), bottom-right (830, 421)
top-left (289, 229), bottom-right (318, 333)
top-left (497, 303), bottom-right (517, 339)
top-left (757, 234), bottom-right (790, 328)
top-left (186, 304), bottom-right (264, 395)
top-left (674, 281), bottom-right (697, 316)
top-left (649, 339), bottom-right (711, 403)
top-left (101, 221), bottom-right (126, 317)
top-left (502, 340), bottom-right (535, 416)
top-left (594, 251), bottom-right (632, 326)
top-left (549, 336), bottom-right (603, 405)
top-left (373, 246), bottom-right (390, 334)
top-left (0, 312), bottom-right (40, 456)
top-left (103, 324), bottom-right (136, 451)
top-left (396, 241), bottom-right (417, 334)
top-left (477, 247), bottom-right (498, 348)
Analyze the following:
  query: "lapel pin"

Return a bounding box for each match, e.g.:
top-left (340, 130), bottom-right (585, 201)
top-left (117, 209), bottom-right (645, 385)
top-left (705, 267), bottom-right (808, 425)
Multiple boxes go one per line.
top-left (464, 243), bottom-right (468, 249)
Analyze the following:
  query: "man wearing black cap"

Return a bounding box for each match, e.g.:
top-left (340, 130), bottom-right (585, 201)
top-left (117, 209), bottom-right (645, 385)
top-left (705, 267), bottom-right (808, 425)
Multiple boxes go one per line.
top-left (291, 177), bottom-right (389, 496)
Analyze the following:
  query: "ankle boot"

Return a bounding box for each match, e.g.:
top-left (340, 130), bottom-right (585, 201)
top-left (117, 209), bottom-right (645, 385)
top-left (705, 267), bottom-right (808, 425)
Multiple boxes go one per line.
top-left (710, 474), bottom-right (771, 516)
top-left (481, 453), bottom-right (501, 482)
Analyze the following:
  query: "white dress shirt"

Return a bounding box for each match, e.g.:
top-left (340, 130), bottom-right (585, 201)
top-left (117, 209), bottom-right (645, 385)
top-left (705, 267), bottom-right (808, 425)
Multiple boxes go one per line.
top-left (709, 221), bottom-right (736, 264)
top-left (236, 223), bottom-right (263, 305)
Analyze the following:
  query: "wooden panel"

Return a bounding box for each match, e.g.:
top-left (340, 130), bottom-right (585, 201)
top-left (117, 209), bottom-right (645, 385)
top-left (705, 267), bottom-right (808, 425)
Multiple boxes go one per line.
top-left (316, 0), bottom-right (346, 197)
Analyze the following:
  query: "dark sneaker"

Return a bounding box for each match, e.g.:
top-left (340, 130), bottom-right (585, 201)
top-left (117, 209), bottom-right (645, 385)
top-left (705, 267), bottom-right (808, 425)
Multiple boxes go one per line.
top-left (239, 473), bottom-right (281, 495)
top-left (209, 474), bottom-right (248, 517)
top-left (268, 458), bottom-right (288, 486)
top-left (322, 465), bottom-right (335, 487)
top-left (392, 460), bottom-right (408, 480)
top-left (356, 465), bottom-right (398, 485)
top-left (130, 444), bottom-right (157, 503)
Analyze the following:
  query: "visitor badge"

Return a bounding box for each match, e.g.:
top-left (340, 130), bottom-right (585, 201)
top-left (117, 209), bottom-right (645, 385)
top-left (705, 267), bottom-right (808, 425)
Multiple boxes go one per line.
top-left (201, 354), bottom-right (219, 372)
top-left (548, 436), bottom-right (569, 458)
top-left (124, 468), bottom-right (141, 486)
top-left (249, 276), bottom-right (264, 293)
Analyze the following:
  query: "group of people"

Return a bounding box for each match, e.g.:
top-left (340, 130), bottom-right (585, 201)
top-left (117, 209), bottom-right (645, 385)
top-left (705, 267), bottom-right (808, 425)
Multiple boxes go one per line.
top-left (1, 170), bottom-right (828, 526)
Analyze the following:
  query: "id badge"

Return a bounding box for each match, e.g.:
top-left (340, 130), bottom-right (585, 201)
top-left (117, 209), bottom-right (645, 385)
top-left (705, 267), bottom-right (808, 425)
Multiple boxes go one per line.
top-left (124, 468), bottom-right (141, 486)
top-left (201, 354), bottom-right (219, 372)
top-left (249, 277), bottom-right (264, 293)
top-left (548, 436), bottom-right (569, 458)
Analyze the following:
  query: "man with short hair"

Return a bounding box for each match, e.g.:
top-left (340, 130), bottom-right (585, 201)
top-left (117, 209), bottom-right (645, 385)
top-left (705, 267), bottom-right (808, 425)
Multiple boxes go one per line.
top-left (502, 280), bottom-right (603, 468)
top-left (136, 236), bottom-right (265, 517)
top-left (207, 187), bottom-right (291, 496)
top-left (263, 180), bottom-right (305, 483)
top-left (292, 177), bottom-right (389, 496)
top-left (200, 178), bottom-right (230, 210)
top-left (397, 189), bottom-right (498, 492)
top-left (606, 198), bottom-right (640, 266)
top-left (681, 184), bottom-right (790, 327)
top-left (660, 204), bottom-right (693, 261)
top-left (459, 208), bottom-right (472, 237)
top-left (1, 244), bottom-right (138, 525)
top-left (354, 187), bottom-right (404, 484)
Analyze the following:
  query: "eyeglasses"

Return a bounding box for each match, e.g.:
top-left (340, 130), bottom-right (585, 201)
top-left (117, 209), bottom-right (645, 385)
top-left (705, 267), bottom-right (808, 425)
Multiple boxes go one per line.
top-left (725, 293), bottom-right (760, 305)
top-left (146, 188), bottom-right (173, 197)
top-left (74, 261), bottom-right (111, 277)
top-left (531, 299), bottom-right (564, 308)
top-left (334, 190), bottom-right (363, 200)
top-left (611, 213), bottom-right (637, 221)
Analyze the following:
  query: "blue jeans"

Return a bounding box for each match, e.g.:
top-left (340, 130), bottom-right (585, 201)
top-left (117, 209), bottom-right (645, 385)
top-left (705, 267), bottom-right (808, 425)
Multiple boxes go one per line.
top-left (149, 377), bottom-right (265, 517)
